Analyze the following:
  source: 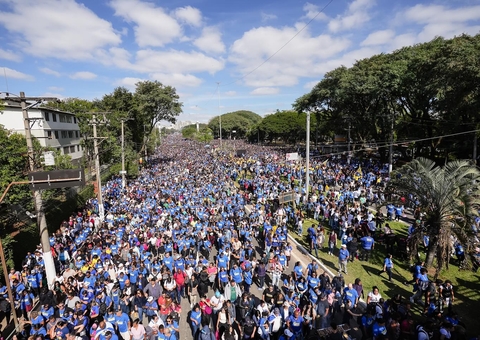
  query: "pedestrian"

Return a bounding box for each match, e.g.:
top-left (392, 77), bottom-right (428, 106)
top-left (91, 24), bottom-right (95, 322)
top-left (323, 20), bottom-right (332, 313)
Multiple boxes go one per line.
top-left (328, 230), bottom-right (337, 256)
top-left (338, 245), bottom-right (349, 275)
top-left (378, 254), bottom-right (393, 281)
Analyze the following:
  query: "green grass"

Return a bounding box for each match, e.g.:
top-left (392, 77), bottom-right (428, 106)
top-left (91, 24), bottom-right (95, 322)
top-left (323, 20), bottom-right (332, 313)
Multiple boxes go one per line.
top-left (290, 218), bottom-right (480, 333)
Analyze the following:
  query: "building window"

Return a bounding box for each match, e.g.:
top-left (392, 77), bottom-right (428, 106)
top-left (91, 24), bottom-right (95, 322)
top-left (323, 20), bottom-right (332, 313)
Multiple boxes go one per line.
top-left (61, 131), bottom-right (68, 138)
top-left (68, 131), bottom-right (73, 138)
top-left (70, 146), bottom-right (75, 153)
top-left (75, 131), bottom-right (79, 138)
top-left (74, 117), bottom-right (77, 124)
top-left (44, 112), bottom-right (50, 121)
top-left (54, 131), bottom-right (59, 139)
top-left (47, 131), bottom-right (52, 139)
top-left (60, 115), bottom-right (72, 123)
top-left (77, 145), bottom-right (80, 152)
top-left (52, 113), bottom-right (57, 122)
top-left (63, 146), bottom-right (69, 155)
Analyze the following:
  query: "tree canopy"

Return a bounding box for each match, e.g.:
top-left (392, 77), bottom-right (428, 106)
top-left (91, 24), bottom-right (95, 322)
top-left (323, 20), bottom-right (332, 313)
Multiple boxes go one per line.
top-left (293, 34), bottom-right (480, 162)
top-left (208, 110), bottom-right (261, 139)
top-left (51, 81), bottom-right (183, 165)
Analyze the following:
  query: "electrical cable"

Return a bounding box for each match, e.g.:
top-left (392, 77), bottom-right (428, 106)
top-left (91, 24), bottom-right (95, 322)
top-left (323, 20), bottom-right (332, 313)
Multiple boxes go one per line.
top-left (219, 0), bottom-right (335, 87)
top-left (311, 128), bottom-right (480, 158)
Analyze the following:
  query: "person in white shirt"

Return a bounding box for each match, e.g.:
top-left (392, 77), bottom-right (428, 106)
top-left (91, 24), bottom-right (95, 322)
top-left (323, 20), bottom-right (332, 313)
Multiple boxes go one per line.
top-left (367, 286), bottom-right (382, 304)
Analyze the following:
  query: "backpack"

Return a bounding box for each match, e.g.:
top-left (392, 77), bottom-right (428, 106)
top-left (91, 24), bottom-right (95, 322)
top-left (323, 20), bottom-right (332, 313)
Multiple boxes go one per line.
top-left (419, 280), bottom-right (430, 292)
top-left (99, 298), bottom-right (107, 315)
top-left (199, 329), bottom-right (215, 340)
top-left (416, 325), bottom-right (430, 339)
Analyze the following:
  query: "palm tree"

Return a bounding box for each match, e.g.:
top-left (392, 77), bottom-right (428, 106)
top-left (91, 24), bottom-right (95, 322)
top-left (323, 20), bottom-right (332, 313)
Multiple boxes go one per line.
top-left (388, 158), bottom-right (480, 273)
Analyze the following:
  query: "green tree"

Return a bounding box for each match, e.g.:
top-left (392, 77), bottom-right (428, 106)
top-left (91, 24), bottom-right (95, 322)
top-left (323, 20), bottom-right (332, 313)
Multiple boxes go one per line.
top-left (388, 158), bottom-right (480, 273)
top-left (131, 81), bottom-right (182, 152)
top-left (208, 110), bottom-right (262, 139)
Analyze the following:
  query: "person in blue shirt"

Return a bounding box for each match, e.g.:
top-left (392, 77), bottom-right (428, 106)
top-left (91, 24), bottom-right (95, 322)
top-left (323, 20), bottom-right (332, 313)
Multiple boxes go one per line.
top-left (338, 244), bottom-right (350, 274)
top-left (372, 318), bottom-right (387, 340)
top-left (189, 304), bottom-right (202, 337)
top-left (114, 308), bottom-right (131, 340)
top-left (286, 308), bottom-right (305, 338)
top-left (378, 254), bottom-right (394, 281)
top-left (343, 283), bottom-right (359, 309)
top-left (394, 205), bottom-right (404, 221)
top-left (229, 263), bottom-right (243, 285)
top-left (26, 270), bottom-right (41, 297)
top-left (360, 233), bottom-right (374, 261)
top-left (386, 204), bottom-right (395, 220)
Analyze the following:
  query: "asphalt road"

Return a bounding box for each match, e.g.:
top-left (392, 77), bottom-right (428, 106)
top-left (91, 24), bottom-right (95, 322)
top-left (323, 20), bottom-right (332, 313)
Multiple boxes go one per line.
top-left (171, 237), bottom-right (315, 340)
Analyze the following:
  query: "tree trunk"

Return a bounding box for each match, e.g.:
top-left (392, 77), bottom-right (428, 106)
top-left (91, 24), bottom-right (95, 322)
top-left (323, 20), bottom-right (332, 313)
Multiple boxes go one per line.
top-left (426, 235), bottom-right (438, 268)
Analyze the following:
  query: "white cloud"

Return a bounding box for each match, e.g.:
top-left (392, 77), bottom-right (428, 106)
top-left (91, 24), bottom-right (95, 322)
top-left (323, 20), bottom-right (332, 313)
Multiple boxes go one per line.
top-left (328, 0), bottom-right (375, 33)
top-left (41, 92), bottom-right (65, 99)
top-left (115, 77), bottom-right (145, 91)
top-left (39, 67), bottom-right (61, 77)
top-left (361, 29), bottom-right (395, 46)
top-left (0, 0), bottom-right (121, 60)
top-left (193, 27), bottom-right (226, 54)
top-left (229, 26), bottom-right (350, 87)
top-left (261, 12), bottom-right (277, 22)
top-left (250, 87), bottom-right (280, 95)
top-left (224, 91), bottom-right (237, 96)
top-left (174, 6), bottom-right (202, 27)
top-left (149, 73), bottom-right (203, 88)
top-left (2, 66), bottom-right (34, 81)
top-left (303, 2), bottom-right (328, 21)
top-left (109, 0), bottom-right (182, 47)
top-left (304, 80), bottom-right (319, 89)
top-left (404, 4), bottom-right (480, 24)
top-left (397, 4), bottom-right (480, 46)
top-left (389, 33), bottom-right (417, 50)
top-left (0, 48), bottom-right (21, 62)
top-left (135, 50), bottom-right (224, 74)
top-left (48, 86), bottom-right (64, 92)
top-left (70, 71), bottom-right (97, 80)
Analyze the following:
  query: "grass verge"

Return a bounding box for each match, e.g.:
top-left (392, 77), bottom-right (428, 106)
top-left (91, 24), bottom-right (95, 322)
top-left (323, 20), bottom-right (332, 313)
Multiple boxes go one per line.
top-left (289, 217), bottom-right (479, 333)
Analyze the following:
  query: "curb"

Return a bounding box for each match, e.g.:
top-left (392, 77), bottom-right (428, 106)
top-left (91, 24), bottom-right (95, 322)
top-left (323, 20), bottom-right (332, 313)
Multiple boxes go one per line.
top-left (287, 233), bottom-right (336, 278)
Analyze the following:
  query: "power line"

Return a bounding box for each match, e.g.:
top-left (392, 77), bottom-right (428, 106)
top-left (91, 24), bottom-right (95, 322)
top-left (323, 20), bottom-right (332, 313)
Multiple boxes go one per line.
top-left (220, 0), bottom-right (335, 87)
top-left (318, 129), bottom-right (480, 158)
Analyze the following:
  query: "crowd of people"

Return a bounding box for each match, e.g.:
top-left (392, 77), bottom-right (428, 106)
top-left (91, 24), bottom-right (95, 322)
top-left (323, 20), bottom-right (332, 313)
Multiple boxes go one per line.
top-left (1, 136), bottom-right (476, 340)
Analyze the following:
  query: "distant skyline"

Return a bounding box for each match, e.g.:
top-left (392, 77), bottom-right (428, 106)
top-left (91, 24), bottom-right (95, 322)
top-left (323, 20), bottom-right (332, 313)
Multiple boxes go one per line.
top-left (1, 0), bottom-right (479, 123)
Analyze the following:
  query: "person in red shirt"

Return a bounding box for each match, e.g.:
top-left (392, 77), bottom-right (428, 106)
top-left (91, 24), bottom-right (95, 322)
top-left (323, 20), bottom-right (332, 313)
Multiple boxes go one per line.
top-left (173, 269), bottom-right (186, 304)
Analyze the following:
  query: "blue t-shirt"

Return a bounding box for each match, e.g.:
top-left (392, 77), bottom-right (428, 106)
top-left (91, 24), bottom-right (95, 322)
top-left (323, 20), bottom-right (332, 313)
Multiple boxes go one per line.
top-left (288, 315), bottom-right (304, 333)
top-left (360, 236), bottom-right (374, 250)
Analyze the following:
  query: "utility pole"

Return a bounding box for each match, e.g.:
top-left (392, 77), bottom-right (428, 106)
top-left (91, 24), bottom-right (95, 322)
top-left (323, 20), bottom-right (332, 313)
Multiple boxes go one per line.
top-left (120, 117), bottom-right (133, 190)
top-left (473, 131), bottom-right (477, 165)
top-left (345, 116), bottom-right (352, 165)
top-left (18, 92), bottom-right (58, 290)
top-left (144, 125), bottom-right (148, 162)
top-left (88, 113), bottom-right (109, 222)
top-left (305, 112), bottom-right (311, 204)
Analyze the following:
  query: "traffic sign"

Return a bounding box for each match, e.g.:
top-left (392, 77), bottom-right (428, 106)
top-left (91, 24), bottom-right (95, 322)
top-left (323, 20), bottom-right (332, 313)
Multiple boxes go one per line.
top-left (28, 169), bottom-right (85, 190)
top-left (279, 191), bottom-right (294, 204)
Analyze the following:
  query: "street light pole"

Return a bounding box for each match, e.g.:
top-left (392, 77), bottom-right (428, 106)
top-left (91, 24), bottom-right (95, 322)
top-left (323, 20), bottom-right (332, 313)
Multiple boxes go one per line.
top-left (305, 112), bottom-right (311, 204)
top-left (217, 82), bottom-right (222, 149)
top-left (121, 118), bottom-right (133, 190)
top-left (121, 120), bottom-right (126, 190)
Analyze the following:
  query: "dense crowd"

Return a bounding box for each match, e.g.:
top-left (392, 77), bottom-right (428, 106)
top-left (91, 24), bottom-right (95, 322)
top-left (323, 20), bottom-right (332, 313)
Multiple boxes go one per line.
top-left (2, 136), bottom-right (477, 340)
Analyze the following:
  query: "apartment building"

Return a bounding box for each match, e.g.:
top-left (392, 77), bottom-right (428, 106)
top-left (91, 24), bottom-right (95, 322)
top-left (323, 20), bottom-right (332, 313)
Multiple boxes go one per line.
top-left (0, 101), bottom-right (84, 162)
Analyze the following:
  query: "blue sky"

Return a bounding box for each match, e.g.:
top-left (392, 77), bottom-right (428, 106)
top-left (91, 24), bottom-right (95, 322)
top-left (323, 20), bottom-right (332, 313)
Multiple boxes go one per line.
top-left (1, 0), bottom-right (480, 124)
